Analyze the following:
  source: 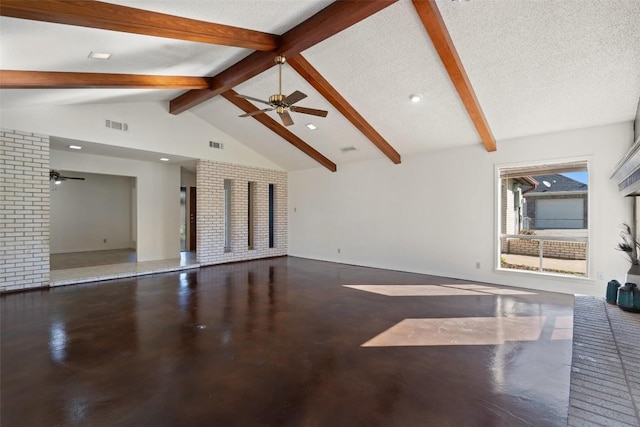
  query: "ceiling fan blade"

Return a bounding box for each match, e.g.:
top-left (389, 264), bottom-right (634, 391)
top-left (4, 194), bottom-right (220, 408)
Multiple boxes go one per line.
top-left (290, 106), bottom-right (328, 117)
top-left (279, 111), bottom-right (294, 126)
top-left (235, 93), bottom-right (272, 106)
top-left (239, 108), bottom-right (274, 117)
top-left (283, 90), bottom-right (307, 106)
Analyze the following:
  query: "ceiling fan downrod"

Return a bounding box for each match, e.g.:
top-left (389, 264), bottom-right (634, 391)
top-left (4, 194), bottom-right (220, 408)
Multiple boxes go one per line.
top-left (269, 56), bottom-right (286, 109)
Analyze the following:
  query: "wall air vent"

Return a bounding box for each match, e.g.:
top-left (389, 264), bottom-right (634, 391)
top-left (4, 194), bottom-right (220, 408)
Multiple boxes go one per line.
top-left (209, 141), bottom-right (224, 149)
top-left (105, 119), bottom-right (129, 131)
top-left (340, 146), bottom-right (357, 153)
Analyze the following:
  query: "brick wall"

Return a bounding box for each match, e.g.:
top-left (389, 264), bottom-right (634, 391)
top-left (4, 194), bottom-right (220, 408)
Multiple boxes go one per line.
top-left (1, 129), bottom-right (50, 292)
top-left (503, 238), bottom-right (586, 260)
top-left (196, 160), bottom-right (287, 265)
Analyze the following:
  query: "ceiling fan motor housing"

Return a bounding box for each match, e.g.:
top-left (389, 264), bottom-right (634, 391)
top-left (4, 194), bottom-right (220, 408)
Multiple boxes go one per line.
top-left (269, 94), bottom-right (285, 105)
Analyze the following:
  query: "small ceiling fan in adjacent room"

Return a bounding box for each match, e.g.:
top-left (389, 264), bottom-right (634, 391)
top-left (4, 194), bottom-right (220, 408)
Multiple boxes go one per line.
top-left (49, 170), bottom-right (85, 184)
top-left (236, 56), bottom-right (328, 126)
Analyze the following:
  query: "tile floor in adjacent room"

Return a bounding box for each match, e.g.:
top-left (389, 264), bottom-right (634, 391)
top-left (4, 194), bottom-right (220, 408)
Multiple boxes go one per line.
top-left (49, 250), bottom-right (199, 286)
top-left (2, 257), bottom-right (575, 426)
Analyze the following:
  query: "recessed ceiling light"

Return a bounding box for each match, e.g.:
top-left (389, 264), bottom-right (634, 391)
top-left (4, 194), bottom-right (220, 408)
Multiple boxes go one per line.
top-left (306, 123), bottom-right (317, 130)
top-left (409, 94), bottom-right (423, 103)
top-left (68, 145), bottom-right (82, 150)
top-left (160, 158), bottom-right (170, 162)
top-left (340, 146), bottom-right (357, 153)
top-left (88, 51), bottom-right (111, 60)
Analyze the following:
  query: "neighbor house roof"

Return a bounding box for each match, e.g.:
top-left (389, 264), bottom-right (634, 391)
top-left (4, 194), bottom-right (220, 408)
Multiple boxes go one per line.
top-left (525, 174), bottom-right (587, 194)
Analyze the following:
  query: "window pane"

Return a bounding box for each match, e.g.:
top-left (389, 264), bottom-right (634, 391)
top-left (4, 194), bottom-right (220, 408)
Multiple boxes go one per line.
top-left (269, 184), bottom-right (274, 248)
top-left (499, 162), bottom-right (588, 277)
top-left (224, 179), bottom-right (231, 252)
top-left (248, 182), bottom-right (256, 250)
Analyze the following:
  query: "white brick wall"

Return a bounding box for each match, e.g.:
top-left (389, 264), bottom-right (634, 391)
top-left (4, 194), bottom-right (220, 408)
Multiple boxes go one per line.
top-left (196, 160), bottom-right (287, 265)
top-left (1, 129), bottom-right (50, 292)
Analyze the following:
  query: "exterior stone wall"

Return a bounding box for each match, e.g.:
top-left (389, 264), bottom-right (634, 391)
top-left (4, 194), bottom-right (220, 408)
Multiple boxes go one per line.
top-left (0, 129), bottom-right (50, 292)
top-left (196, 160), bottom-right (287, 265)
top-left (503, 237), bottom-right (586, 260)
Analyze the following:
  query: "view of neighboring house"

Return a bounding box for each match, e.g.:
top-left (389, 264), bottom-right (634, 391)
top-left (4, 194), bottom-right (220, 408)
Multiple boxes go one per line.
top-left (523, 174), bottom-right (588, 230)
top-left (500, 173), bottom-right (588, 275)
top-left (501, 174), bottom-right (588, 235)
top-left (501, 175), bottom-right (538, 235)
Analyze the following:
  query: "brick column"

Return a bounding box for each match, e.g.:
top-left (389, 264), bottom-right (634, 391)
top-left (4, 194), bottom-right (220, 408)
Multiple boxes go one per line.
top-left (1, 129), bottom-right (50, 292)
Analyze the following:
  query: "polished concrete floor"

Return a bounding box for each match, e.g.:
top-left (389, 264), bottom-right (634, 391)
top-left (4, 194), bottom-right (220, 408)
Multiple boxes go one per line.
top-left (1, 257), bottom-right (574, 426)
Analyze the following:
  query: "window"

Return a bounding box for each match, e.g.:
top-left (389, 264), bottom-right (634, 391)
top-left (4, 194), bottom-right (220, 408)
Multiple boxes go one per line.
top-left (268, 184), bottom-right (275, 248)
top-left (498, 161), bottom-right (588, 277)
top-left (248, 181), bottom-right (256, 250)
top-left (224, 179), bottom-right (231, 252)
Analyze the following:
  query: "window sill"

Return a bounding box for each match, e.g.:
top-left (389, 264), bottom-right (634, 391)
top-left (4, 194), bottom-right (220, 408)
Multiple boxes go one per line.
top-left (494, 266), bottom-right (594, 283)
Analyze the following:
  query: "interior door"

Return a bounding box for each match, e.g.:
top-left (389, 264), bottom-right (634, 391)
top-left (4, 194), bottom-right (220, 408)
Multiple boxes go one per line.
top-left (189, 187), bottom-right (197, 251)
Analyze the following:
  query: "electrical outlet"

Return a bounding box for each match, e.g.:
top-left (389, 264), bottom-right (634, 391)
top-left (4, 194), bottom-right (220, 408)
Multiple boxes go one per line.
top-left (103, 238), bottom-right (107, 244)
top-left (475, 262), bottom-right (481, 269)
top-left (597, 272), bottom-right (604, 280)
top-left (338, 248), bottom-right (341, 254)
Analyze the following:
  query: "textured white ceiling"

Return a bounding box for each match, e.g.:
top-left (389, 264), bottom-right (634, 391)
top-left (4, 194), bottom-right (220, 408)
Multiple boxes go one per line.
top-left (1, 0), bottom-right (639, 171)
top-left (437, 0), bottom-right (640, 141)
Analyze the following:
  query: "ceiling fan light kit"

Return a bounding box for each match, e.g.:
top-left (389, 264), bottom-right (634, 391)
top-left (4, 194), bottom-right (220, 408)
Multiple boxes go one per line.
top-left (236, 55), bottom-right (328, 127)
top-left (49, 169), bottom-right (85, 183)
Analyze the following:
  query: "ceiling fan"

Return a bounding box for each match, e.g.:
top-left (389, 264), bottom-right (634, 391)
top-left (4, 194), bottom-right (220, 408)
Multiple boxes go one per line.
top-left (49, 170), bottom-right (85, 184)
top-left (236, 56), bottom-right (328, 126)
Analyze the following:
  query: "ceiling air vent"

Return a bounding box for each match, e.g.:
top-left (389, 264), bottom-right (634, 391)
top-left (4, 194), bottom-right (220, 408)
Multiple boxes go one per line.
top-left (340, 146), bottom-right (357, 153)
top-left (209, 141), bottom-right (224, 149)
top-left (105, 119), bottom-right (128, 131)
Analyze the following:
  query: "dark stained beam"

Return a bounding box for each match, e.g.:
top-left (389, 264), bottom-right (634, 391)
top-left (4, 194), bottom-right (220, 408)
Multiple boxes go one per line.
top-left (222, 89), bottom-right (337, 172)
top-left (0, 70), bottom-right (211, 89)
top-left (0, 0), bottom-right (279, 51)
top-left (170, 0), bottom-right (399, 114)
top-left (288, 54), bottom-right (401, 164)
top-left (412, 0), bottom-right (496, 152)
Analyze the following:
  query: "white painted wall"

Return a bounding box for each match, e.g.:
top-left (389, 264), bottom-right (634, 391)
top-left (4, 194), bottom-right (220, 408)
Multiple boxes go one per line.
top-left (289, 122), bottom-right (634, 296)
top-left (181, 168), bottom-right (196, 188)
top-left (0, 102), bottom-right (283, 170)
top-left (51, 149), bottom-right (180, 262)
top-left (50, 171), bottom-right (133, 253)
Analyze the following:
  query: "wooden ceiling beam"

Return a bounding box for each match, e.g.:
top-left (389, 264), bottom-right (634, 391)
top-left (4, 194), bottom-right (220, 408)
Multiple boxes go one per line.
top-left (170, 0), bottom-right (399, 114)
top-left (222, 89), bottom-right (337, 172)
top-left (412, 0), bottom-right (496, 152)
top-left (0, 0), bottom-right (279, 51)
top-left (0, 70), bottom-right (211, 89)
top-left (288, 54), bottom-right (401, 164)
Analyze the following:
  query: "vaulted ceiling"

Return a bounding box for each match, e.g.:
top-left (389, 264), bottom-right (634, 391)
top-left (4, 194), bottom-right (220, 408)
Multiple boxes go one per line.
top-left (1, 0), bottom-right (639, 172)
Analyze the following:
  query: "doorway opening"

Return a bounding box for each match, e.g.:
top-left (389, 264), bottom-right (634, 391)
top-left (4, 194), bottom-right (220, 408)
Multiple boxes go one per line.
top-left (180, 187), bottom-right (197, 252)
top-left (50, 171), bottom-right (137, 270)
